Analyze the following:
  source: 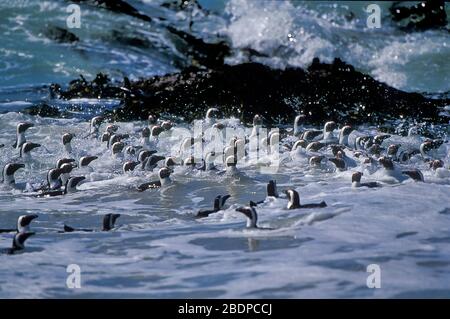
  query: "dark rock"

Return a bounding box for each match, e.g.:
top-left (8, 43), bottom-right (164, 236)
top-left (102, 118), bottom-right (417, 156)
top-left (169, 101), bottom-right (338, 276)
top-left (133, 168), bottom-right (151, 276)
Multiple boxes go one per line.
top-left (43, 25), bottom-right (79, 43)
top-left (70, 0), bottom-right (152, 22)
top-left (390, 1), bottom-right (448, 32)
top-left (56, 59), bottom-right (450, 125)
top-left (23, 103), bottom-right (61, 117)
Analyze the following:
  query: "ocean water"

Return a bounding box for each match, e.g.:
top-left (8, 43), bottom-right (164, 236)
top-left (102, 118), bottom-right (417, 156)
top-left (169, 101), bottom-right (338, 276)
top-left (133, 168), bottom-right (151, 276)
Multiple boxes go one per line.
top-left (0, 0), bottom-right (450, 298)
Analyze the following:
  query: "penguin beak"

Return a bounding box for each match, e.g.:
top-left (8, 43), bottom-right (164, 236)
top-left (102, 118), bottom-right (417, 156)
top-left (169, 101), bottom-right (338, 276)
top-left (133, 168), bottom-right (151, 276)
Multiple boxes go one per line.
top-left (22, 214), bottom-right (39, 225)
top-left (222, 195), bottom-right (231, 201)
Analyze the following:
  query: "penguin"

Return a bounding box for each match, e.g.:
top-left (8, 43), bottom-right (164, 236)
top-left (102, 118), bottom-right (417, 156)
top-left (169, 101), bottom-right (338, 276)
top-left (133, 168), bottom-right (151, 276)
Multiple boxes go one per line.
top-left (59, 163), bottom-right (75, 187)
top-left (111, 142), bottom-right (125, 159)
top-left (62, 214), bottom-right (121, 233)
top-left (62, 133), bottom-right (75, 154)
top-left (37, 176), bottom-right (85, 197)
top-left (1, 163), bottom-right (25, 187)
top-left (309, 155), bottom-right (325, 168)
top-left (204, 107), bottom-right (220, 127)
top-left (196, 194), bottom-right (231, 218)
top-left (13, 122), bottom-right (33, 149)
top-left (4, 232), bottom-right (35, 255)
top-left (107, 134), bottom-right (129, 149)
top-left (151, 125), bottom-right (164, 139)
top-left (137, 149), bottom-right (158, 165)
top-left (420, 140), bottom-right (445, 160)
top-left (293, 115), bottom-right (306, 137)
top-left (79, 156), bottom-right (98, 170)
top-left (164, 156), bottom-right (181, 169)
top-left (86, 116), bottom-right (104, 138)
top-left (305, 141), bottom-right (326, 152)
top-left (199, 151), bottom-right (217, 171)
top-left (224, 155), bottom-right (239, 175)
top-left (19, 142), bottom-right (41, 162)
top-left (235, 206), bottom-right (273, 229)
top-left (140, 127), bottom-right (153, 149)
top-left (123, 161), bottom-right (140, 173)
top-left (328, 151), bottom-right (347, 171)
top-left (0, 214), bottom-right (38, 234)
top-left (57, 158), bottom-right (76, 169)
top-left (137, 167), bottom-right (173, 191)
top-left (322, 121), bottom-right (337, 143)
top-left (142, 155), bottom-right (166, 171)
top-left (351, 172), bottom-right (381, 188)
top-left (301, 129), bottom-right (322, 142)
top-left (283, 189), bottom-right (327, 209)
top-left (378, 157), bottom-right (424, 182)
top-left (161, 121), bottom-right (173, 131)
top-left (125, 145), bottom-right (143, 158)
top-left (249, 180), bottom-right (279, 207)
top-left (148, 114), bottom-right (158, 130)
top-left (339, 125), bottom-right (353, 146)
top-left (46, 167), bottom-right (64, 190)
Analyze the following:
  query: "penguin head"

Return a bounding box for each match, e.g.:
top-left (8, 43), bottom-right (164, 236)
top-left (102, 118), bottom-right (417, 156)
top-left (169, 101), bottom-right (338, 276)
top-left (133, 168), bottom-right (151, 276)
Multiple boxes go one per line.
top-left (148, 114), bottom-right (157, 125)
top-left (164, 156), bottom-right (180, 168)
top-left (352, 172), bottom-right (363, 183)
top-left (101, 132), bottom-right (111, 143)
top-left (387, 144), bottom-right (400, 156)
top-left (212, 122), bottom-right (225, 131)
top-left (20, 142), bottom-right (41, 156)
top-left (294, 114), bottom-right (306, 127)
top-left (159, 167), bottom-right (173, 180)
top-left (12, 232), bottom-right (35, 252)
top-left (309, 155), bottom-right (324, 167)
top-left (144, 155), bottom-right (165, 169)
top-left (123, 161), bottom-right (140, 173)
top-left (48, 167), bottom-right (64, 181)
top-left (283, 189), bottom-right (300, 209)
top-left (267, 180), bottom-right (278, 197)
top-left (183, 156), bottom-right (196, 167)
top-left (60, 163), bottom-right (75, 174)
top-left (105, 124), bottom-right (119, 134)
top-left (102, 213), bottom-right (121, 231)
top-left (141, 127), bottom-right (150, 138)
top-left (65, 176), bottom-right (86, 193)
top-left (4, 163), bottom-right (25, 177)
top-left (214, 194), bottom-right (231, 210)
top-left (90, 116), bottom-right (104, 128)
top-left (79, 156), bottom-right (98, 167)
top-left (340, 125), bottom-right (353, 137)
top-left (206, 108), bottom-right (220, 120)
top-left (62, 133), bottom-right (75, 145)
top-left (17, 214), bottom-right (38, 233)
top-left (378, 157), bottom-right (394, 170)
top-left (252, 114), bottom-right (262, 126)
top-left (225, 155), bottom-right (237, 167)
top-left (330, 144), bottom-right (344, 157)
top-left (324, 121), bottom-right (336, 133)
top-left (373, 134), bottom-right (390, 145)
top-left (430, 159), bottom-right (444, 170)
top-left (205, 151), bottom-right (216, 164)
top-left (235, 206), bottom-right (258, 228)
top-left (161, 121), bottom-right (173, 131)
top-left (292, 139), bottom-right (307, 151)
top-left (111, 142), bottom-right (125, 155)
top-left (151, 125), bottom-right (164, 137)
top-left (17, 122), bottom-right (34, 134)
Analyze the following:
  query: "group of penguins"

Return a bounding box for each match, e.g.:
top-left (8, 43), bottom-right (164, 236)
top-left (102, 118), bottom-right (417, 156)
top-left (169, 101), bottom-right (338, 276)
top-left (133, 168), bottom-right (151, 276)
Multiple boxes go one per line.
top-left (1, 108), bottom-right (449, 254)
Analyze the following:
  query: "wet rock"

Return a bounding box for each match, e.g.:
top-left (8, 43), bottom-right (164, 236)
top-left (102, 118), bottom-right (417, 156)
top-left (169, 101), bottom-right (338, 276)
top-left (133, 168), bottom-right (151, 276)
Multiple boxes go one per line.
top-left (56, 59), bottom-right (450, 125)
top-left (43, 25), bottom-right (79, 43)
top-left (23, 103), bottom-right (61, 117)
top-left (390, 1), bottom-right (448, 32)
top-left (70, 0), bottom-right (152, 22)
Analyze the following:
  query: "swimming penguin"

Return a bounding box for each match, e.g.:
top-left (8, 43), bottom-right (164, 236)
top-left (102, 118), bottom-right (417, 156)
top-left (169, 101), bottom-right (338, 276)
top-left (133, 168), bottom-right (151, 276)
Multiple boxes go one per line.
top-left (164, 156), bottom-right (181, 169)
top-left (196, 194), bottom-right (231, 218)
top-left (420, 140), bottom-right (445, 160)
top-left (37, 176), bottom-right (85, 197)
top-left (148, 114), bottom-right (158, 130)
top-left (137, 149), bottom-right (158, 165)
top-left (351, 172), bottom-right (381, 188)
top-left (4, 232), bottom-right (35, 255)
top-left (204, 107), bottom-right (220, 127)
top-left (161, 121), bottom-right (173, 131)
top-left (224, 155), bottom-right (239, 175)
top-left (378, 157), bottom-right (424, 182)
top-left (13, 122), bottom-right (33, 149)
top-left (123, 161), bottom-right (140, 173)
top-left (19, 142), bottom-right (41, 162)
top-left (235, 206), bottom-right (272, 229)
top-left (301, 129), bottom-right (322, 142)
top-left (309, 155), bottom-right (325, 168)
top-left (199, 151), bottom-right (217, 171)
top-left (79, 156), bottom-right (98, 170)
top-left (86, 116), bottom-right (104, 138)
top-left (59, 163), bottom-right (75, 186)
top-left (293, 115), bottom-right (306, 137)
top-left (137, 167), bottom-right (173, 191)
top-left (328, 151), bottom-right (347, 171)
top-left (305, 141), bottom-right (326, 152)
top-left (46, 167), bottom-right (64, 190)
top-left (249, 180), bottom-right (280, 207)
top-left (57, 158), bottom-right (76, 169)
top-left (142, 155), bottom-right (165, 171)
top-left (140, 127), bottom-right (153, 149)
top-left (62, 133), bottom-right (75, 154)
top-left (111, 142), bottom-right (125, 159)
top-left (283, 189), bottom-right (327, 209)
top-left (124, 145), bottom-right (143, 158)
top-left (0, 214), bottom-right (38, 234)
top-left (339, 125), bottom-right (353, 146)
top-left (151, 125), bottom-right (164, 139)
top-left (322, 121), bottom-right (337, 143)
top-left (1, 163), bottom-right (25, 187)
top-left (108, 134), bottom-right (129, 149)
top-left (62, 214), bottom-right (121, 233)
